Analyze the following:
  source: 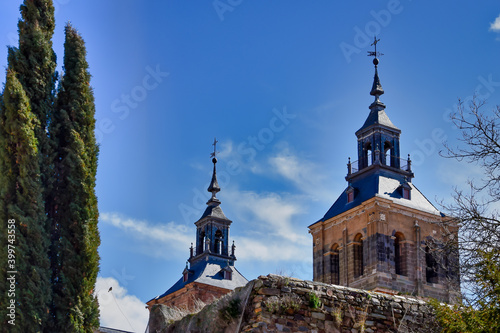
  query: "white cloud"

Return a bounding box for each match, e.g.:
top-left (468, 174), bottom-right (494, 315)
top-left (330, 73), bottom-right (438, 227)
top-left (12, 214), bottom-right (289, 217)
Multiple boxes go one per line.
top-left (96, 276), bottom-right (149, 332)
top-left (226, 190), bottom-right (309, 245)
top-left (101, 212), bottom-right (191, 245)
top-left (216, 140), bottom-right (337, 203)
top-left (490, 14), bottom-right (500, 32)
top-left (220, 187), bottom-right (313, 264)
top-left (100, 212), bottom-right (192, 257)
top-left (233, 236), bottom-right (311, 262)
top-left (268, 143), bottom-right (335, 201)
top-left (436, 159), bottom-right (484, 190)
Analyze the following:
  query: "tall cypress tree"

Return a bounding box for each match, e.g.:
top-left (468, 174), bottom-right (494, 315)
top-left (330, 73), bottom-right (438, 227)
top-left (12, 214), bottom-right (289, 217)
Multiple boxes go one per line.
top-left (49, 24), bottom-right (100, 332)
top-left (0, 2), bottom-right (100, 331)
top-left (0, 69), bottom-right (51, 332)
top-left (8, 0), bottom-right (57, 202)
top-left (0, 1), bottom-right (55, 331)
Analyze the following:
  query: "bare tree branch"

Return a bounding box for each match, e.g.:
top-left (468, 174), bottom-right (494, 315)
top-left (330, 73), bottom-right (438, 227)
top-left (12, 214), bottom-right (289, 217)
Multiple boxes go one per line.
top-left (439, 97), bottom-right (500, 307)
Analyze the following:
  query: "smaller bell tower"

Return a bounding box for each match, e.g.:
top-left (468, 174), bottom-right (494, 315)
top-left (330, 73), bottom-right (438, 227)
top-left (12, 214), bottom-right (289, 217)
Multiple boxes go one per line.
top-left (190, 138), bottom-right (235, 265)
top-left (147, 139), bottom-right (247, 311)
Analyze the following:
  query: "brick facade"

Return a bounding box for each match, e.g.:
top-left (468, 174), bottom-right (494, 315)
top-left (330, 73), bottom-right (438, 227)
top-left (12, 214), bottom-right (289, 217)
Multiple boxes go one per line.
top-left (147, 282), bottom-right (232, 310)
top-left (309, 186), bottom-right (460, 303)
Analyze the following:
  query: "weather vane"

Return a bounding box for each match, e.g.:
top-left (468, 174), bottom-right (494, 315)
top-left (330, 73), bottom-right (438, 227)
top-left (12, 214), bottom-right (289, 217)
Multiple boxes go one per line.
top-left (367, 36), bottom-right (384, 59)
top-left (211, 137), bottom-right (219, 159)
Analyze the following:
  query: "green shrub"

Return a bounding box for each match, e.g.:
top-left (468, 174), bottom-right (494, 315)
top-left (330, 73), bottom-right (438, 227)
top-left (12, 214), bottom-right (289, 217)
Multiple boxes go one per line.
top-left (308, 292), bottom-right (321, 309)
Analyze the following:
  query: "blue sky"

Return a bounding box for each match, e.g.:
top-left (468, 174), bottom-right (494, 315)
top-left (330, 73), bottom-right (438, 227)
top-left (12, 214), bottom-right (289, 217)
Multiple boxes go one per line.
top-left (1, 1), bottom-right (500, 331)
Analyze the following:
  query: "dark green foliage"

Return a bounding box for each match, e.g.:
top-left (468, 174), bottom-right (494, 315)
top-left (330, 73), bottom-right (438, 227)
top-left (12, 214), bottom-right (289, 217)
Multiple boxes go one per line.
top-left (0, 1), bottom-right (55, 331)
top-left (0, 69), bottom-right (51, 332)
top-left (0, 1), bottom-right (100, 332)
top-left (8, 0), bottom-right (57, 203)
top-left (431, 249), bottom-right (500, 333)
top-left (48, 23), bottom-right (100, 333)
top-left (474, 249), bottom-right (500, 324)
top-left (308, 292), bottom-right (321, 309)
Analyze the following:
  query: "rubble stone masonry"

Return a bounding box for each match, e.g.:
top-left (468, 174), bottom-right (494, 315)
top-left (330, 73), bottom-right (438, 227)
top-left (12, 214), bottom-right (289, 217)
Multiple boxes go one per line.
top-left (154, 274), bottom-right (441, 332)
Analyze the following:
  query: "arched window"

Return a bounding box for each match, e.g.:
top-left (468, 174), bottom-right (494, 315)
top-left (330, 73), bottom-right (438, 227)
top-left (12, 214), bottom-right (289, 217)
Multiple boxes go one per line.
top-left (426, 244), bottom-right (438, 283)
top-left (198, 230), bottom-right (206, 254)
top-left (383, 141), bottom-right (393, 166)
top-left (394, 232), bottom-right (406, 276)
top-left (353, 234), bottom-right (364, 278)
top-left (363, 142), bottom-right (372, 168)
top-left (331, 244), bottom-right (340, 285)
top-left (215, 229), bottom-right (223, 255)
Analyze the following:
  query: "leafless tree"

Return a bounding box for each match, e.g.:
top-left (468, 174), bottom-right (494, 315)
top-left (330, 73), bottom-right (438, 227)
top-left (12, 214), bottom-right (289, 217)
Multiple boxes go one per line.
top-left (440, 97), bottom-right (500, 306)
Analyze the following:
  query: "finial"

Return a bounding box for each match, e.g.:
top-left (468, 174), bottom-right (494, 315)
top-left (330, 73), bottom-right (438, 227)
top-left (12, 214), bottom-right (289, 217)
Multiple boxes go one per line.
top-left (207, 138), bottom-right (221, 201)
top-left (367, 36), bottom-right (384, 64)
top-left (210, 137), bottom-right (219, 163)
top-left (367, 36), bottom-right (385, 109)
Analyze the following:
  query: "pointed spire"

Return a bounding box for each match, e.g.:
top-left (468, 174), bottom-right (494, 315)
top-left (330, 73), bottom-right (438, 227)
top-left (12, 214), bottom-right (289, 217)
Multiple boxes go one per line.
top-left (358, 39), bottom-right (399, 134)
top-left (207, 138), bottom-right (221, 205)
top-left (370, 63), bottom-right (384, 97)
top-left (207, 158), bottom-right (221, 194)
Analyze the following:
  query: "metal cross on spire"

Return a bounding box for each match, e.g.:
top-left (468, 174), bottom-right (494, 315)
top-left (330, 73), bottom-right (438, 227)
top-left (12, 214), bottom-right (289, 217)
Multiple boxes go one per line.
top-left (367, 36), bottom-right (384, 59)
top-left (210, 137), bottom-right (219, 159)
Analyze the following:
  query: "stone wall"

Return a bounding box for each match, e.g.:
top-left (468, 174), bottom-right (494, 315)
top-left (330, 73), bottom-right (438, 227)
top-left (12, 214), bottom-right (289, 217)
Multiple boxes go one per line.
top-left (151, 274), bottom-right (440, 333)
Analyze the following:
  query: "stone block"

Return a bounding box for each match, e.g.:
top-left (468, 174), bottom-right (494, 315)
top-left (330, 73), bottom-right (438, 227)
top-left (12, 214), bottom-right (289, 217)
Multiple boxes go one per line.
top-left (370, 313), bottom-right (387, 320)
top-left (258, 288), bottom-right (280, 296)
top-left (312, 312), bottom-right (326, 320)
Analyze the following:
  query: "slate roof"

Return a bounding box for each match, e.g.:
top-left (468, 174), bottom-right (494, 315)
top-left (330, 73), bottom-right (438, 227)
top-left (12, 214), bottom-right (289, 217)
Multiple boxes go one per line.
top-left (198, 204), bottom-right (229, 221)
top-left (148, 257), bottom-right (247, 303)
top-left (312, 172), bottom-right (442, 227)
top-left (356, 108), bottom-right (399, 134)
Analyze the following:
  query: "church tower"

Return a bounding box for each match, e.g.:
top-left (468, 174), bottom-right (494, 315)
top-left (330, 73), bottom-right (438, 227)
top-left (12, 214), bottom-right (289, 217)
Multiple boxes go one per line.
top-left (308, 40), bottom-right (459, 303)
top-left (147, 139), bottom-right (247, 310)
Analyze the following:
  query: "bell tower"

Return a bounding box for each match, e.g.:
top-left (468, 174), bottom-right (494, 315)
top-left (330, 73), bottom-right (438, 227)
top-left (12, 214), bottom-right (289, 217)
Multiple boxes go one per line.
top-left (347, 41), bottom-right (413, 184)
top-left (308, 38), bottom-right (459, 303)
top-left (190, 138), bottom-right (236, 265)
top-left (147, 138), bottom-right (247, 311)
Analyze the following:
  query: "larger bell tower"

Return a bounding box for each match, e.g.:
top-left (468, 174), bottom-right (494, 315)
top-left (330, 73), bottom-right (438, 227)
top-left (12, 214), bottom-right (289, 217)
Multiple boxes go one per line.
top-left (308, 39), bottom-right (459, 303)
